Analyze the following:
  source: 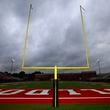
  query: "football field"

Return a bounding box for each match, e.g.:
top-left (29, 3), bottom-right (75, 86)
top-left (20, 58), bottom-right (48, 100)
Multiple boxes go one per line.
top-left (0, 81), bottom-right (110, 110)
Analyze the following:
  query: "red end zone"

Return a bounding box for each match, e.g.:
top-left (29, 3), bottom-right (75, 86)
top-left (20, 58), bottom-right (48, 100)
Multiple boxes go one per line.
top-left (0, 88), bottom-right (110, 103)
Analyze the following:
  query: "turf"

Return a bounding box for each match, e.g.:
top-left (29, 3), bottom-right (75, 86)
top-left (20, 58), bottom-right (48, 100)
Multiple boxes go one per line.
top-left (0, 81), bottom-right (110, 88)
top-left (0, 103), bottom-right (110, 110)
top-left (0, 81), bottom-right (110, 110)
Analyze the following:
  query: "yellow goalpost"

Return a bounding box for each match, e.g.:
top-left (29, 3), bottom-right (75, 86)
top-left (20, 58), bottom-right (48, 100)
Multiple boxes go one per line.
top-left (21, 4), bottom-right (90, 71)
top-left (21, 4), bottom-right (90, 108)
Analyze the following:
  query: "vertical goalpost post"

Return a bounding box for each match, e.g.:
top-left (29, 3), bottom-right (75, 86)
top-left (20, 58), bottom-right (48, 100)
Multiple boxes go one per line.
top-left (21, 4), bottom-right (90, 108)
top-left (53, 65), bottom-right (59, 107)
top-left (53, 5), bottom-right (89, 108)
top-left (22, 4), bottom-right (32, 68)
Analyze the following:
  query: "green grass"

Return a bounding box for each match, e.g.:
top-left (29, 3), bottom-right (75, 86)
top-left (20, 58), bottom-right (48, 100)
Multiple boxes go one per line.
top-left (59, 81), bottom-right (110, 88)
top-left (0, 81), bottom-right (52, 88)
top-left (0, 103), bottom-right (110, 110)
top-left (0, 81), bottom-right (110, 88)
top-left (0, 81), bottom-right (110, 110)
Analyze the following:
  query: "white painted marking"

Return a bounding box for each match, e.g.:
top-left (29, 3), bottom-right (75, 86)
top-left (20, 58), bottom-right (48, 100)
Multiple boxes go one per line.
top-left (0, 89), bottom-right (24, 95)
top-left (81, 89), bottom-right (110, 94)
top-left (0, 97), bottom-right (52, 99)
top-left (25, 89), bottom-right (50, 95)
top-left (0, 97), bottom-right (110, 100)
top-left (104, 89), bottom-right (110, 91)
top-left (59, 97), bottom-right (110, 99)
top-left (67, 89), bottom-right (81, 95)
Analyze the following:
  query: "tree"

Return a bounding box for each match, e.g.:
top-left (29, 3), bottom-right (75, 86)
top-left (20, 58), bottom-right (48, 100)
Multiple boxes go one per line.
top-left (19, 71), bottom-right (25, 79)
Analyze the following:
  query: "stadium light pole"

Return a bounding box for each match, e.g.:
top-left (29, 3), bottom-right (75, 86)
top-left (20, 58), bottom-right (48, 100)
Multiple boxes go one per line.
top-left (97, 59), bottom-right (101, 74)
top-left (10, 57), bottom-right (15, 73)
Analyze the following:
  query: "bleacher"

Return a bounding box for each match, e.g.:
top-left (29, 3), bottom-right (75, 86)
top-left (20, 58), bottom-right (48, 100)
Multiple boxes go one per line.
top-left (0, 72), bottom-right (21, 83)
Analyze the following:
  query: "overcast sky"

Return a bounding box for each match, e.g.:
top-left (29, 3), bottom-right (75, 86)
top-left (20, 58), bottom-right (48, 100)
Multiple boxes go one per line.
top-left (0, 0), bottom-right (110, 73)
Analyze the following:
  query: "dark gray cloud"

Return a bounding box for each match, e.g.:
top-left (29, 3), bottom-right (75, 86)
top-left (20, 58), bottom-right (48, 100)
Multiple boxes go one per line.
top-left (0, 0), bottom-right (110, 73)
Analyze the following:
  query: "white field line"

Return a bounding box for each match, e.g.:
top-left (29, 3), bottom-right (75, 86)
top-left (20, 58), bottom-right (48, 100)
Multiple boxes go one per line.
top-left (0, 97), bottom-right (110, 100)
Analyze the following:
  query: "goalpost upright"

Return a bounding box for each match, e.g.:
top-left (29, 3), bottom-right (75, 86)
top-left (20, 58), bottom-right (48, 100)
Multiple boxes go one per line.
top-left (21, 4), bottom-right (90, 108)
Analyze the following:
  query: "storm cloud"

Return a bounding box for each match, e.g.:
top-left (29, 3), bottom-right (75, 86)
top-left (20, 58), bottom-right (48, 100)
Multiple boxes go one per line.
top-left (0, 0), bottom-right (110, 73)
